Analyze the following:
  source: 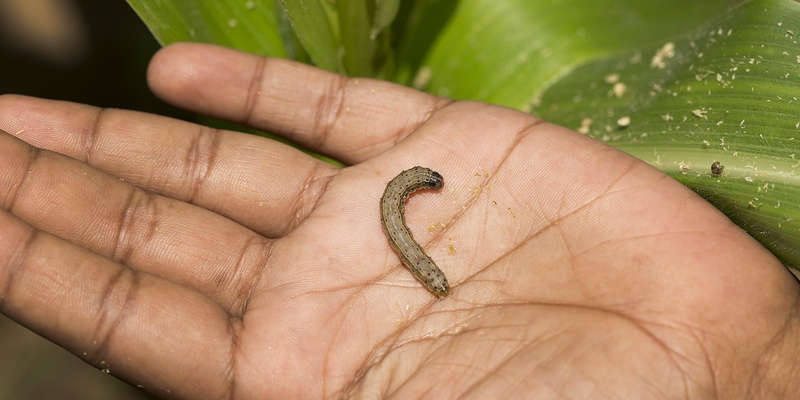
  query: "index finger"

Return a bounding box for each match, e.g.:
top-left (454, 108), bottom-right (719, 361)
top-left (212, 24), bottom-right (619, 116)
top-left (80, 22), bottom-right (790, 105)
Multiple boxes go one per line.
top-left (147, 43), bottom-right (452, 165)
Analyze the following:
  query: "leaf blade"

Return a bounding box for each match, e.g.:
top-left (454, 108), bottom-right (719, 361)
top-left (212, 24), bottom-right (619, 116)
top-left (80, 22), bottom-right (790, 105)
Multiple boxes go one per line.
top-left (127, 0), bottom-right (292, 58)
top-left (534, 0), bottom-right (800, 266)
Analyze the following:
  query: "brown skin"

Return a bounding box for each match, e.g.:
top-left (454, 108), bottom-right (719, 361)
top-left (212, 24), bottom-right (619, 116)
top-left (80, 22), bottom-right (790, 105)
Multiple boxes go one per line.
top-left (0, 43), bottom-right (798, 399)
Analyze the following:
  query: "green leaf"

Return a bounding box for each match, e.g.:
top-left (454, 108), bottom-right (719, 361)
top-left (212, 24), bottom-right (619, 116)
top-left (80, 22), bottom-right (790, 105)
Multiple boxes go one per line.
top-left (279, 0), bottom-right (344, 72)
top-left (372, 0), bottom-right (400, 40)
top-left (533, 0), bottom-right (800, 266)
top-left (409, 0), bottom-right (740, 107)
top-left (336, 0), bottom-right (376, 76)
top-left (126, 0), bottom-right (301, 59)
top-left (334, 0), bottom-right (397, 77)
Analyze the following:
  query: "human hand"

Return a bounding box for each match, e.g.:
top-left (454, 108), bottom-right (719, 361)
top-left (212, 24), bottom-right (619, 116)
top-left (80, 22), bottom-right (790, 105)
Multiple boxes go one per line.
top-left (1, 43), bottom-right (798, 399)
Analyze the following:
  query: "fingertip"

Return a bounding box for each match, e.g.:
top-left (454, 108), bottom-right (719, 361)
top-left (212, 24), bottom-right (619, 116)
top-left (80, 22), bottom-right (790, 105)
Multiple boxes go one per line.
top-left (147, 42), bottom-right (212, 105)
top-left (0, 95), bottom-right (99, 153)
top-left (147, 43), bottom-right (254, 114)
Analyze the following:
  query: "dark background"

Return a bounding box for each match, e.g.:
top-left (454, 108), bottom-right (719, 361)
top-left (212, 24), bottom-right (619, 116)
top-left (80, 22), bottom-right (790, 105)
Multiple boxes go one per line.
top-left (1, 1), bottom-right (190, 398)
top-left (0, 0), bottom-right (190, 117)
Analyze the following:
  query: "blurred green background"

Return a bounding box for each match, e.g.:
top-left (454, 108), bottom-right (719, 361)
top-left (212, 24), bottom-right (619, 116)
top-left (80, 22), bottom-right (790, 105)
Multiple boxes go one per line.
top-left (0, 0), bottom-right (176, 398)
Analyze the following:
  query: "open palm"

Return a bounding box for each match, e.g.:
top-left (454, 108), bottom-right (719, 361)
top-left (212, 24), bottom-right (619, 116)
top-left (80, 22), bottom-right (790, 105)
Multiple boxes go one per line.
top-left (1, 43), bottom-right (798, 399)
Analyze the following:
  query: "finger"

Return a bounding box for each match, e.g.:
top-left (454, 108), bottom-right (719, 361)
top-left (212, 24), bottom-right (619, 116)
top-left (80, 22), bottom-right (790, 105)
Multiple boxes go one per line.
top-left (0, 131), bottom-right (267, 311)
top-left (0, 211), bottom-right (234, 398)
top-left (147, 42), bottom-right (452, 164)
top-left (0, 96), bottom-right (334, 237)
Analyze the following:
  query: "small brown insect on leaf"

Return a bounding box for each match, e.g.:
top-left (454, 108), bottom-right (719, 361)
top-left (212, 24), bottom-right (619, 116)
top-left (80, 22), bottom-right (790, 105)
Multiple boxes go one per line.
top-left (711, 161), bottom-right (725, 176)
